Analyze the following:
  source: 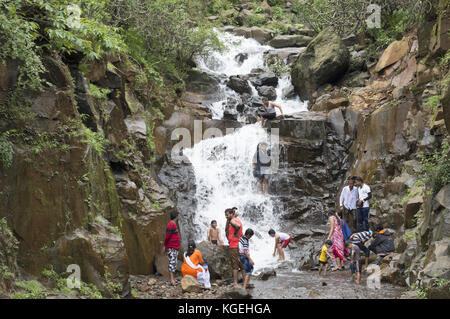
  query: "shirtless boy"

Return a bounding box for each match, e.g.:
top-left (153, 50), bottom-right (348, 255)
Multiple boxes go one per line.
top-left (207, 220), bottom-right (223, 245)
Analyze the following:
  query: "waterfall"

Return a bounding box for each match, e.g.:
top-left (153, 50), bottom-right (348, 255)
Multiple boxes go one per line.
top-left (184, 29), bottom-right (308, 271)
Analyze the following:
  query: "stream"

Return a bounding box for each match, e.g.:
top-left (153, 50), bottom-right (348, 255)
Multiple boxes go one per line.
top-left (184, 29), bottom-right (406, 298)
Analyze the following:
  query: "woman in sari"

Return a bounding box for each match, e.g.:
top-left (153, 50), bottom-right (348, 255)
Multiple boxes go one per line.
top-left (327, 211), bottom-right (346, 271)
top-left (181, 240), bottom-right (211, 288)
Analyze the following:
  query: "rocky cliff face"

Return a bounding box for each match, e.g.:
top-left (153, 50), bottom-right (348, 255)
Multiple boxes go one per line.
top-left (0, 51), bottom-right (179, 296)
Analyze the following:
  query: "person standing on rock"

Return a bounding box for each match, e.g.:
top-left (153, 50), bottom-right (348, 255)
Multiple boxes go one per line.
top-left (225, 208), bottom-right (245, 287)
top-left (253, 142), bottom-right (271, 195)
top-left (354, 177), bottom-right (372, 232)
top-left (207, 220), bottom-right (223, 245)
top-left (326, 212), bottom-right (346, 271)
top-left (268, 229), bottom-right (291, 261)
top-left (339, 177), bottom-right (359, 232)
top-left (163, 210), bottom-right (181, 286)
top-left (239, 228), bottom-right (255, 290)
top-left (257, 98), bottom-right (283, 128)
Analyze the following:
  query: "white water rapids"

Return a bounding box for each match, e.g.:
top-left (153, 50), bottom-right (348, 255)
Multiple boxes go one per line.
top-left (184, 30), bottom-right (308, 271)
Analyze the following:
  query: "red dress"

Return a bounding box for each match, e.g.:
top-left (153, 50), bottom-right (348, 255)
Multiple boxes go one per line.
top-left (330, 216), bottom-right (346, 264)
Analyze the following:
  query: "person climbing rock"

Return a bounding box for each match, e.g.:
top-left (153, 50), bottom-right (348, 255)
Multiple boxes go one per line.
top-left (349, 229), bottom-right (374, 272)
top-left (163, 210), bottom-right (181, 286)
top-left (181, 240), bottom-right (211, 289)
top-left (225, 208), bottom-right (245, 287)
top-left (257, 98), bottom-right (283, 128)
top-left (354, 176), bottom-right (372, 232)
top-left (253, 142), bottom-right (271, 196)
top-left (339, 177), bottom-right (359, 232)
top-left (207, 220), bottom-right (223, 245)
top-left (268, 229), bottom-right (291, 261)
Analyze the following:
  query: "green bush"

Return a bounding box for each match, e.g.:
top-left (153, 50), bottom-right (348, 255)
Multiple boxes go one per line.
top-left (0, 132), bottom-right (14, 169)
top-left (418, 138), bottom-right (450, 195)
top-left (12, 280), bottom-right (46, 299)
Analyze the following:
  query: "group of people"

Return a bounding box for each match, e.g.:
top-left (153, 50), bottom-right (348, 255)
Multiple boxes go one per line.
top-left (162, 175), bottom-right (393, 289)
top-left (162, 208), bottom-right (291, 290)
top-left (319, 176), bottom-right (395, 284)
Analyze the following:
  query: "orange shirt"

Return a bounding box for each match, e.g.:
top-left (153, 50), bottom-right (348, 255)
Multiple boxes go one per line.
top-left (181, 249), bottom-right (204, 278)
top-left (228, 218), bottom-right (243, 248)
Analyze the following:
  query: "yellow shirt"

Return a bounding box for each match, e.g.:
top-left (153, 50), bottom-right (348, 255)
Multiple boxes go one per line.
top-left (319, 245), bottom-right (329, 262)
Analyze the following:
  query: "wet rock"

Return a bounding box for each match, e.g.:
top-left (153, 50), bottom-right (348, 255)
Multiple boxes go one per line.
top-left (291, 28), bottom-right (350, 101)
top-left (254, 268), bottom-right (276, 280)
top-left (404, 193), bottom-right (423, 229)
top-left (256, 86), bottom-right (277, 100)
top-left (249, 72), bottom-right (278, 87)
top-left (221, 286), bottom-right (251, 299)
top-left (181, 275), bottom-right (203, 293)
top-left (235, 53), bottom-right (249, 65)
top-left (227, 76), bottom-right (252, 94)
top-left (196, 241), bottom-right (231, 279)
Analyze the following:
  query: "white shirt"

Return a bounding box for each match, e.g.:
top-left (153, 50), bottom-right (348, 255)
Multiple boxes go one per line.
top-left (278, 232), bottom-right (290, 242)
top-left (340, 185), bottom-right (359, 210)
top-left (358, 184), bottom-right (371, 208)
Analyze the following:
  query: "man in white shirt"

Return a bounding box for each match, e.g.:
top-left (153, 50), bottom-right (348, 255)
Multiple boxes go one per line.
top-left (354, 177), bottom-right (372, 232)
top-left (339, 177), bottom-right (359, 232)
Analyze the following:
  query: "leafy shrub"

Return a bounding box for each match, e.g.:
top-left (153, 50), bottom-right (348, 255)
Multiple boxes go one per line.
top-left (418, 138), bottom-right (450, 195)
top-left (12, 280), bottom-right (46, 299)
top-left (0, 132), bottom-right (14, 169)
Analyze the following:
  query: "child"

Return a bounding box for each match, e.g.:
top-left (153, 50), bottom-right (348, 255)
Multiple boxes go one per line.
top-left (239, 228), bottom-right (255, 290)
top-left (319, 240), bottom-right (333, 277)
top-left (346, 241), bottom-right (361, 284)
top-left (207, 220), bottom-right (223, 245)
top-left (268, 229), bottom-right (291, 261)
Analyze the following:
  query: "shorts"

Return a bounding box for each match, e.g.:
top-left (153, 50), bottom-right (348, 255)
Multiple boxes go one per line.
top-left (280, 238), bottom-right (291, 248)
top-left (167, 249), bottom-right (178, 273)
top-left (211, 240), bottom-right (218, 245)
top-left (261, 112), bottom-right (276, 120)
top-left (350, 262), bottom-right (360, 274)
top-left (239, 255), bottom-right (254, 275)
top-left (229, 248), bottom-right (244, 271)
top-left (357, 242), bottom-right (370, 257)
top-left (319, 260), bottom-right (328, 265)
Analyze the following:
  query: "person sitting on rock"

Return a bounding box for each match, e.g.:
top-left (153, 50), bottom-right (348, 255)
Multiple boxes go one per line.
top-left (257, 98), bottom-right (283, 128)
top-left (368, 225), bottom-right (395, 264)
top-left (181, 240), bottom-right (211, 289)
top-left (207, 220), bottom-right (223, 246)
top-left (268, 229), bottom-right (291, 261)
top-left (253, 142), bottom-right (271, 196)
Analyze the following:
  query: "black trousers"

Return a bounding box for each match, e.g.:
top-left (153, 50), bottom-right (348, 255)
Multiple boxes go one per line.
top-left (343, 207), bottom-right (357, 233)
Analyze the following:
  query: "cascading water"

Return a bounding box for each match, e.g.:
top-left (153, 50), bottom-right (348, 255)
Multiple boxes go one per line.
top-left (184, 30), bottom-right (308, 271)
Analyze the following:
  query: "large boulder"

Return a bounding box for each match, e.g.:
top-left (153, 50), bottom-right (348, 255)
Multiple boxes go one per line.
top-left (291, 28), bottom-right (350, 101)
top-left (250, 72), bottom-right (279, 87)
top-left (196, 241), bottom-right (231, 279)
top-left (181, 275), bottom-right (203, 293)
top-left (256, 86), bottom-right (277, 100)
top-left (375, 39), bottom-right (410, 73)
top-left (227, 76), bottom-right (252, 94)
top-left (269, 35), bottom-right (313, 48)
